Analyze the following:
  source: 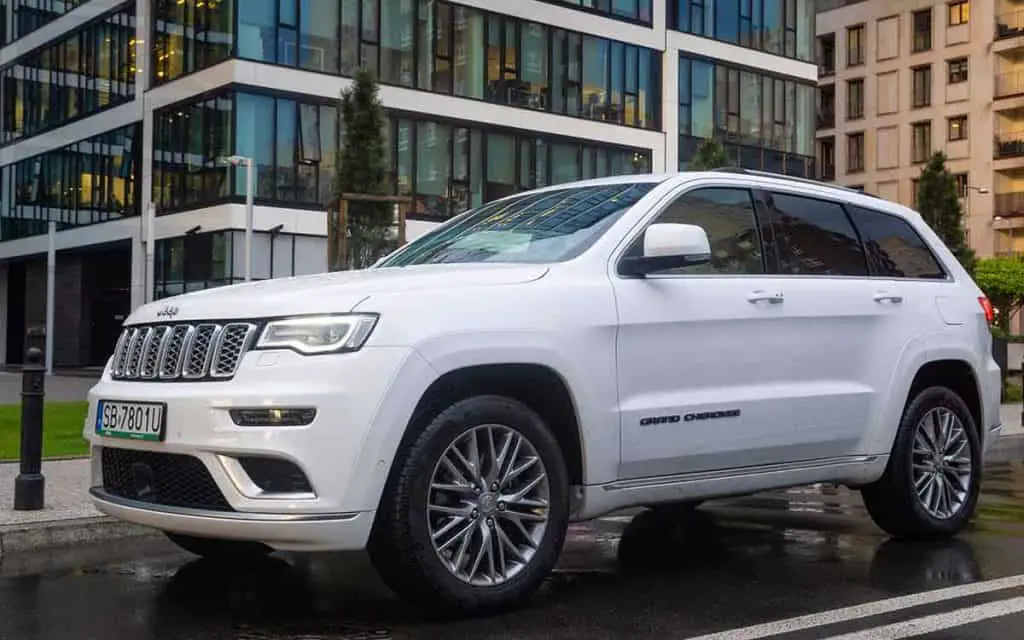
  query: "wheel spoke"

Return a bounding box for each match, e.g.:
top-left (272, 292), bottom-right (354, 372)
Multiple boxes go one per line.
top-left (428, 423), bottom-right (551, 586)
top-left (913, 408), bottom-right (973, 521)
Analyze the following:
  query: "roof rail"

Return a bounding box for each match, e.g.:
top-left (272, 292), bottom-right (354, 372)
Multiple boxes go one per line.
top-left (704, 167), bottom-right (879, 199)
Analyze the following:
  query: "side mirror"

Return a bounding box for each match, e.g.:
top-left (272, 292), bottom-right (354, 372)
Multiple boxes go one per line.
top-left (618, 223), bottom-right (712, 277)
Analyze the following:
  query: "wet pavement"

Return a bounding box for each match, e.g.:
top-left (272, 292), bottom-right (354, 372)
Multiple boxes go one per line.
top-left (4, 438), bottom-right (1024, 639)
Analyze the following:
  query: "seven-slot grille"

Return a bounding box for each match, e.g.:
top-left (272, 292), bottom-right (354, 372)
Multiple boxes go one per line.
top-left (111, 322), bottom-right (258, 381)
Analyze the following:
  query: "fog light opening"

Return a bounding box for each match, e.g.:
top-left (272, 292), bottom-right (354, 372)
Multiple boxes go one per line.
top-left (229, 407), bottom-right (317, 427)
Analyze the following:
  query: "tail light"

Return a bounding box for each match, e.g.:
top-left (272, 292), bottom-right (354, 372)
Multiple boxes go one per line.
top-left (979, 296), bottom-right (995, 324)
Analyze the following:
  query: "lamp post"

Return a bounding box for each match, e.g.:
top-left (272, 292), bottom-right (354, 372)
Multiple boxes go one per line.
top-left (963, 184), bottom-right (990, 254)
top-left (219, 155), bottom-right (255, 281)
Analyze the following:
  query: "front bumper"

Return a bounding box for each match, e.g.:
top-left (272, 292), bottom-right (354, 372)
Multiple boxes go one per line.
top-left (84, 345), bottom-right (431, 551)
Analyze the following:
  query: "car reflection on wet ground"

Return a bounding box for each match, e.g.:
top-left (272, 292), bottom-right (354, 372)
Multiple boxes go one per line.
top-left (4, 437), bottom-right (1024, 640)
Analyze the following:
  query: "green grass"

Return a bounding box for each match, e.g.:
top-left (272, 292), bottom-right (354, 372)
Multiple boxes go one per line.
top-left (0, 402), bottom-right (90, 461)
top-left (1006, 383), bottom-right (1023, 404)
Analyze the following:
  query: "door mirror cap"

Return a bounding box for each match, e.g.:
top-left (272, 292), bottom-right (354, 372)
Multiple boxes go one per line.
top-left (619, 223), bottom-right (712, 277)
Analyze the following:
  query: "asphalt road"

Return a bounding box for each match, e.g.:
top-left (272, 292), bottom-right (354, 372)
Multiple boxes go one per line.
top-left (5, 438), bottom-right (1024, 639)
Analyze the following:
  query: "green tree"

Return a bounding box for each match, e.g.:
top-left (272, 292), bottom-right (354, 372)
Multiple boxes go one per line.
top-left (973, 256), bottom-right (1024, 333)
top-left (688, 137), bottom-right (730, 170)
top-left (332, 68), bottom-right (396, 270)
top-left (916, 151), bottom-right (976, 274)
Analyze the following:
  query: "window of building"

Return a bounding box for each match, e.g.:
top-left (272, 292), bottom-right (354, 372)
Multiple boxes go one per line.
top-left (153, 89), bottom-right (653, 218)
top-left (0, 122), bottom-right (141, 242)
top-left (947, 57), bottom-right (968, 84)
top-left (764, 191), bottom-right (868, 276)
top-left (948, 0), bottom-right (969, 26)
top-left (553, 0), bottom-right (653, 23)
top-left (5, 0), bottom-right (90, 45)
top-left (231, 0), bottom-right (660, 130)
top-left (846, 78), bottom-right (864, 120)
top-left (638, 187), bottom-right (765, 275)
top-left (948, 115), bottom-right (968, 141)
top-left (678, 53), bottom-right (816, 173)
top-left (153, 0), bottom-right (234, 85)
top-left (818, 137), bottom-right (836, 180)
top-left (845, 205), bottom-right (945, 278)
top-left (912, 121), bottom-right (932, 163)
top-left (818, 84), bottom-right (835, 129)
top-left (912, 9), bottom-right (932, 52)
top-left (671, 0), bottom-right (815, 62)
top-left (952, 172), bottom-right (969, 197)
top-left (911, 178), bottom-right (921, 207)
top-left (818, 33), bottom-right (836, 76)
top-left (847, 132), bottom-right (865, 173)
top-left (0, 3), bottom-right (137, 146)
top-left (847, 24), bottom-right (865, 66)
top-left (912, 65), bottom-right (932, 108)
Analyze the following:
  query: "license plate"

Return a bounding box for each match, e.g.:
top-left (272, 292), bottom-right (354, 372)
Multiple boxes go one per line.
top-left (95, 400), bottom-right (167, 442)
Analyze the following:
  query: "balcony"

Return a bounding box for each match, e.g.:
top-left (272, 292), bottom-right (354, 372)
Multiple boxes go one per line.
top-left (817, 108), bottom-right (835, 129)
top-left (995, 191), bottom-right (1024, 217)
top-left (997, 9), bottom-right (1024, 40)
top-left (996, 70), bottom-right (1024, 99)
top-left (996, 129), bottom-right (1024, 158)
top-left (819, 63), bottom-right (835, 78)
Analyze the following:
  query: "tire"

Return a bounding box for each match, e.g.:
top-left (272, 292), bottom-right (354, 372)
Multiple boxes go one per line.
top-left (164, 532), bottom-right (272, 560)
top-left (861, 385), bottom-right (982, 540)
top-left (367, 394), bottom-right (571, 617)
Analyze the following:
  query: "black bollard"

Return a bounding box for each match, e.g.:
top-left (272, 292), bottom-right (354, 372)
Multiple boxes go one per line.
top-left (14, 347), bottom-right (46, 511)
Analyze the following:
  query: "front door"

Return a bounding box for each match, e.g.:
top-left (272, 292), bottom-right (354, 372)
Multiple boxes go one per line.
top-left (613, 183), bottom-right (823, 480)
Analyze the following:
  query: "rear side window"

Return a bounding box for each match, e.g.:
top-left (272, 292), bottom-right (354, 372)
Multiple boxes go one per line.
top-left (764, 191), bottom-right (869, 276)
top-left (845, 205), bottom-right (946, 279)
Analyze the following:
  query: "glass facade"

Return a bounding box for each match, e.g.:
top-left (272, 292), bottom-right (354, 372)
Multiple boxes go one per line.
top-left (234, 0), bottom-right (660, 130)
top-left (546, 0), bottom-right (652, 23)
top-left (669, 0), bottom-right (814, 62)
top-left (5, 0), bottom-right (92, 45)
top-left (0, 122), bottom-right (141, 241)
top-left (152, 0), bottom-right (234, 84)
top-left (153, 88), bottom-right (652, 218)
top-left (678, 53), bottom-right (815, 175)
top-left (0, 2), bottom-right (137, 145)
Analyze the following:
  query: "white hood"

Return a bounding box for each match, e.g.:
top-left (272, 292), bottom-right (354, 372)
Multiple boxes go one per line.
top-left (128, 263), bottom-right (550, 323)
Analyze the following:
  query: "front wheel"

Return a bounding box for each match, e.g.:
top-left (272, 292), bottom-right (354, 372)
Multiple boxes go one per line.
top-left (861, 385), bottom-right (982, 540)
top-left (368, 395), bottom-right (570, 617)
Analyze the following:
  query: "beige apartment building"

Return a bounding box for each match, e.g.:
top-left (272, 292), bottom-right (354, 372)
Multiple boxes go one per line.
top-left (815, 0), bottom-right (1024, 258)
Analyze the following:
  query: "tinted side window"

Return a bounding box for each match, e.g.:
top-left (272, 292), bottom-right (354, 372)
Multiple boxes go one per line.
top-left (845, 205), bottom-right (946, 279)
top-left (765, 192), bottom-right (868, 276)
top-left (640, 187), bottom-right (765, 275)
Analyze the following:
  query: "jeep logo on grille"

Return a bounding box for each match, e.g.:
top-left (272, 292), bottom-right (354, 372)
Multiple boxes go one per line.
top-left (156, 305), bottom-right (179, 318)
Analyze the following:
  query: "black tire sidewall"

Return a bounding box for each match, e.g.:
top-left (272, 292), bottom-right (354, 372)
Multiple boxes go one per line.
top-left (390, 394), bottom-right (570, 611)
top-left (889, 385), bottom-right (982, 536)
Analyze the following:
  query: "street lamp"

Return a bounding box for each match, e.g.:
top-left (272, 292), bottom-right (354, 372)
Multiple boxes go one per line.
top-left (219, 155), bottom-right (255, 281)
top-left (962, 185), bottom-right (990, 253)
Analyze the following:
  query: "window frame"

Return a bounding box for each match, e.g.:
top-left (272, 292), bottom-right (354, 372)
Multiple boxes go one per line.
top-left (912, 8), bottom-right (932, 52)
top-left (846, 24), bottom-right (865, 67)
top-left (947, 114), bottom-right (968, 141)
top-left (612, 182), bottom-right (775, 278)
top-left (911, 64), bottom-right (932, 108)
top-left (846, 77), bottom-right (864, 120)
top-left (947, 57), bottom-right (968, 84)
top-left (911, 120), bottom-right (932, 163)
top-left (843, 203), bottom-right (949, 281)
top-left (948, 0), bottom-right (969, 27)
top-left (846, 131), bottom-right (865, 173)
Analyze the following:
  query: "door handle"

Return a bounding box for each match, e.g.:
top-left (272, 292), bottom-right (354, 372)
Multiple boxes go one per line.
top-left (873, 292), bottom-right (904, 304)
top-left (747, 290), bottom-right (784, 304)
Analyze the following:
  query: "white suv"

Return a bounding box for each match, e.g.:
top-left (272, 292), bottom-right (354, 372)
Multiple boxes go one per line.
top-left (85, 170), bottom-right (1002, 615)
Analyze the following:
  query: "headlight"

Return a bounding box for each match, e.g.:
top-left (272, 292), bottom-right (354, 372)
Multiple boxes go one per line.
top-left (255, 314), bottom-right (378, 355)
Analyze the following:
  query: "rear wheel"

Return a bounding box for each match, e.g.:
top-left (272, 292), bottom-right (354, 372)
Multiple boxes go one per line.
top-left (164, 532), bottom-right (272, 560)
top-left (861, 385), bottom-right (981, 540)
top-left (368, 395), bottom-right (570, 617)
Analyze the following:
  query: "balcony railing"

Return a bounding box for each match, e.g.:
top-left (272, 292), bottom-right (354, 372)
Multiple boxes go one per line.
top-left (819, 63), bottom-right (835, 78)
top-left (995, 70), bottom-right (1024, 98)
top-left (994, 192), bottom-right (1024, 217)
top-left (997, 10), bottom-right (1024, 39)
top-left (819, 164), bottom-right (836, 181)
top-left (817, 108), bottom-right (835, 129)
top-left (995, 130), bottom-right (1024, 158)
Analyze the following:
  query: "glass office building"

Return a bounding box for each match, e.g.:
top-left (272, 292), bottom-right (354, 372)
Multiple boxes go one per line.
top-left (0, 0), bottom-right (816, 368)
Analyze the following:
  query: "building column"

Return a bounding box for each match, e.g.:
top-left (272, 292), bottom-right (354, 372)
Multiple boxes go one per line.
top-left (138, 0), bottom-right (157, 306)
top-left (661, 44), bottom-right (680, 172)
top-left (129, 226), bottom-right (146, 309)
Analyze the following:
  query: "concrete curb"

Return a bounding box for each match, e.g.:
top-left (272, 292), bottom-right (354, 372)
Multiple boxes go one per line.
top-left (0, 516), bottom-right (160, 558)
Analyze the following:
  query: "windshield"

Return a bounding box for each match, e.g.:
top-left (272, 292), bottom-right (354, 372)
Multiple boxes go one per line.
top-left (377, 182), bottom-right (657, 267)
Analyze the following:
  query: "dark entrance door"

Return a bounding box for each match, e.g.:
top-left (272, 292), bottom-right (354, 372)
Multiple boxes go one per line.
top-left (89, 287), bottom-right (130, 365)
top-left (82, 244), bottom-right (131, 366)
top-left (5, 261), bottom-right (26, 365)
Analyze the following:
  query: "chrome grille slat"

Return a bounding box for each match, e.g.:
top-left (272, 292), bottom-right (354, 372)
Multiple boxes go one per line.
top-left (110, 321), bottom-right (255, 382)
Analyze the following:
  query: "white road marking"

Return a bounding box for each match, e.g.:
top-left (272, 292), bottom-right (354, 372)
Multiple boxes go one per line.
top-left (821, 595), bottom-right (1024, 639)
top-left (685, 573), bottom-right (1024, 640)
